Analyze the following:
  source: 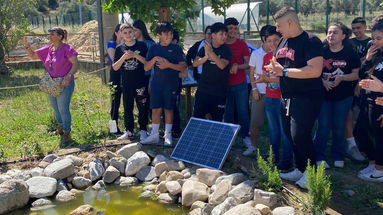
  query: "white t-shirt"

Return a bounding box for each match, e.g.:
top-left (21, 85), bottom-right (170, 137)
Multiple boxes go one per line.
top-left (248, 47), bottom-right (267, 94)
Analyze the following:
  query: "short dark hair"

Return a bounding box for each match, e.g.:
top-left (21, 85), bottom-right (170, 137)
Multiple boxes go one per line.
top-left (274, 7), bottom-right (295, 20)
top-left (371, 15), bottom-right (383, 29)
top-left (351, 17), bottom-right (367, 25)
top-left (224, 17), bottom-right (239, 26)
top-left (210, 22), bottom-right (228, 34)
top-left (372, 22), bottom-right (383, 32)
top-left (173, 30), bottom-right (180, 43)
top-left (155, 22), bottom-right (173, 35)
top-left (204, 25), bottom-right (212, 34)
top-left (260, 25), bottom-right (282, 42)
top-left (111, 24), bottom-right (121, 42)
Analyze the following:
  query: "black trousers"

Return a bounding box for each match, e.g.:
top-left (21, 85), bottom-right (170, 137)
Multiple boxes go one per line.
top-left (122, 86), bottom-right (149, 132)
top-left (110, 70), bottom-right (122, 132)
top-left (193, 90), bottom-right (226, 122)
top-left (281, 93), bottom-right (323, 172)
top-left (353, 99), bottom-right (374, 159)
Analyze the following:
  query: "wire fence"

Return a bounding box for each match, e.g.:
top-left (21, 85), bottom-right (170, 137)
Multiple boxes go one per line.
top-left (29, 11), bottom-right (97, 30)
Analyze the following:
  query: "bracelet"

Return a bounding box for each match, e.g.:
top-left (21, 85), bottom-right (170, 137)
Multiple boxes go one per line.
top-left (282, 68), bottom-right (289, 77)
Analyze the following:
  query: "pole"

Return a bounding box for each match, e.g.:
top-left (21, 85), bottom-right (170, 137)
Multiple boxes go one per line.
top-left (326, 0), bottom-right (330, 29)
top-left (295, 0), bottom-right (299, 14)
top-left (201, 0), bottom-right (205, 32)
top-left (96, 0), bottom-right (106, 83)
top-left (362, 0), bottom-right (366, 18)
top-left (266, 0), bottom-right (270, 25)
top-left (78, 3), bottom-right (83, 25)
top-left (247, 0), bottom-right (250, 33)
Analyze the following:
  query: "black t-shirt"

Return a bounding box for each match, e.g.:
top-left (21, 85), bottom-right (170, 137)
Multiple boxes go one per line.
top-left (197, 45), bottom-right (232, 97)
top-left (360, 52), bottom-right (383, 110)
top-left (350, 37), bottom-right (371, 60)
top-left (274, 31), bottom-right (324, 98)
top-left (114, 41), bottom-right (148, 89)
top-left (322, 45), bottom-right (360, 101)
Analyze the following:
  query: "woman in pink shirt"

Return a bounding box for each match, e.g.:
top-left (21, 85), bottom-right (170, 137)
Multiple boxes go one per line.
top-left (24, 27), bottom-right (78, 144)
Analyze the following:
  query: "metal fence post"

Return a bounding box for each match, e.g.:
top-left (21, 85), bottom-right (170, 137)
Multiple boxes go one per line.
top-left (326, 0), bottom-right (330, 29)
top-left (362, 0), bottom-right (366, 18)
top-left (42, 16), bottom-right (45, 30)
top-left (266, 0), bottom-right (270, 25)
top-left (96, 0), bottom-right (106, 83)
top-left (295, 0), bottom-right (299, 14)
top-left (56, 16), bottom-right (59, 26)
top-left (247, 0), bottom-right (250, 33)
top-left (201, 0), bottom-right (205, 32)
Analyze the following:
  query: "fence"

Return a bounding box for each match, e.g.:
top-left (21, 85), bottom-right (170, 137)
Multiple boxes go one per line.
top-left (29, 11), bottom-right (97, 30)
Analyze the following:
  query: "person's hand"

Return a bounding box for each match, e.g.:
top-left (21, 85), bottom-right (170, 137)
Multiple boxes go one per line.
top-left (230, 63), bottom-right (238, 74)
top-left (252, 89), bottom-right (261, 101)
top-left (60, 73), bottom-right (72, 87)
top-left (332, 75), bottom-right (343, 88)
top-left (359, 75), bottom-right (383, 93)
top-left (377, 114), bottom-right (383, 128)
top-left (253, 74), bottom-right (267, 83)
top-left (366, 44), bottom-right (378, 61)
top-left (157, 57), bottom-right (170, 69)
top-left (376, 97), bottom-right (383, 107)
top-left (204, 42), bottom-right (213, 56)
top-left (322, 79), bottom-right (334, 91)
top-left (123, 50), bottom-right (135, 60)
top-left (264, 57), bottom-right (283, 76)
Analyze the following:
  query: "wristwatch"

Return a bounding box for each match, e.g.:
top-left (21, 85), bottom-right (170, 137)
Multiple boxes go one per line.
top-left (282, 68), bottom-right (289, 77)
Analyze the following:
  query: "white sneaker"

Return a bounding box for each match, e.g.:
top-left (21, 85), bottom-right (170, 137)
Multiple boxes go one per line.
top-left (140, 133), bottom-right (160, 145)
top-left (347, 146), bottom-right (366, 161)
top-left (358, 164), bottom-right (375, 176)
top-left (295, 171), bottom-right (307, 189)
top-left (139, 130), bottom-right (148, 141)
top-left (164, 133), bottom-right (173, 146)
top-left (280, 168), bottom-right (303, 182)
top-left (334, 161), bottom-right (344, 168)
top-left (117, 130), bottom-right (133, 140)
top-left (242, 136), bottom-right (251, 148)
top-left (242, 145), bottom-right (256, 156)
top-left (316, 161), bottom-right (330, 169)
top-left (358, 168), bottom-right (383, 182)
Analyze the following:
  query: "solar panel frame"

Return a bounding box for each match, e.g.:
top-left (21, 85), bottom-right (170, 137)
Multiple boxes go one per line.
top-left (171, 117), bottom-right (240, 170)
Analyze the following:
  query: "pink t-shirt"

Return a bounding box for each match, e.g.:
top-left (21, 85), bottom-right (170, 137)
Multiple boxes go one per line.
top-left (36, 44), bottom-right (78, 79)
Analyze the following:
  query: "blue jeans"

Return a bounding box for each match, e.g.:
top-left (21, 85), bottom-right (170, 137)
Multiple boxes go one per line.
top-left (48, 80), bottom-right (75, 131)
top-left (265, 97), bottom-right (293, 165)
top-left (313, 96), bottom-right (353, 161)
top-left (224, 82), bottom-right (250, 137)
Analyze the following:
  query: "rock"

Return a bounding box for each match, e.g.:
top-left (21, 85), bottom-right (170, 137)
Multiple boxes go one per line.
top-left (209, 180), bottom-right (232, 205)
top-left (165, 181), bottom-right (182, 195)
top-left (143, 184), bottom-right (156, 192)
top-left (254, 189), bottom-right (278, 208)
top-left (72, 177), bottom-right (92, 189)
top-left (57, 179), bottom-right (68, 192)
top-left (116, 143), bottom-right (142, 159)
top-left (139, 190), bottom-right (154, 198)
top-left (0, 175), bottom-right (12, 184)
top-left (223, 204), bottom-right (261, 215)
top-left (151, 154), bottom-right (169, 166)
top-left (70, 204), bottom-right (94, 215)
top-left (42, 154), bottom-right (59, 163)
top-left (89, 159), bottom-right (105, 182)
top-left (216, 173), bottom-right (246, 186)
top-left (103, 166), bottom-right (120, 183)
top-left (166, 171), bottom-right (184, 181)
top-left (31, 198), bottom-right (53, 207)
top-left (56, 190), bottom-right (76, 202)
top-left (181, 180), bottom-right (209, 207)
top-left (228, 180), bottom-right (255, 203)
top-left (109, 157), bottom-right (127, 174)
top-left (201, 203), bottom-right (215, 215)
top-left (93, 180), bottom-right (106, 190)
top-left (118, 177), bottom-right (139, 186)
top-left (191, 201), bottom-right (207, 210)
top-left (159, 171), bottom-right (168, 182)
top-left (158, 193), bottom-right (177, 204)
top-left (6, 169), bottom-right (31, 181)
top-left (0, 180), bottom-right (29, 214)
top-left (30, 167), bottom-right (44, 177)
top-left (65, 155), bottom-right (84, 166)
top-left (272, 206), bottom-right (295, 215)
top-left (184, 172), bottom-right (192, 179)
top-left (244, 201), bottom-right (255, 207)
top-left (136, 166), bottom-right (157, 182)
top-left (67, 174), bottom-right (75, 183)
top-left (154, 160), bottom-right (185, 176)
top-left (38, 161), bottom-right (50, 169)
top-left (156, 181), bottom-right (168, 193)
top-left (211, 197), bottom-right (238, 215)
top-left (125, 151), bottom-right (150, 176)
top-left (77, 170), bottom-right (90, 179)
top-left (43, 158), bottom-right (75, 180)
top-left (106, 151), bottom-right (117, 159)
top-left (196, 168), bottom-right (224, 187)
top-left (26, 176), bottom-right (57, 198)
top-left (70, 189), bottom-right (84, 194)
top-left (255, 204), bottom-right (271, 215)
top-left (189, 208), bottom-right (203, 215)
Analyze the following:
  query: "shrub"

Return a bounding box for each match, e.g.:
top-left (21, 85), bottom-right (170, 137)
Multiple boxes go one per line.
top-left (252, 147), bottom-right (282, 192)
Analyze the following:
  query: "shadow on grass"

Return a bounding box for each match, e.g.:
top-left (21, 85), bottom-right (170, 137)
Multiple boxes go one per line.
top-left (0, 73), bottom-right (41, 100)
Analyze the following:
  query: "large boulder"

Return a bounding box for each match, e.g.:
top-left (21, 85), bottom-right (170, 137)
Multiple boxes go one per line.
top-left (6, 169), bottom-right (32, 181)
top-left (216, 173), bottom-right (246, 186)
top-left (228, 180), bottom-right (255, 203)
top-left (136, 166), bottom-right (157, 182)
top-left (154, 160), bottom-right (185, 176)
top-left (109, 157), bottom-right (127, 174)
top-left (158, 193), bottom-right (178, 204)
top-left (151, 154), bottom-right (169, 166)
top-left (165, 181), bottom-right (182, 195)
top-left (89, 159), bottom-right (105, 182)
top-left (181, 180), bottom-right (209, 207)
top-left (43, 158), bottom-right (75, 180)
top-left (223, 204), bottom-right (261, 215)
top-left (42, 154), bottom-right (59, 163)
top-left (103, 166), bottom-right (120, 183)
top-left (196, 168), bottom-right (224, 187)
top-left (30, 167), bottom-right (44, 177)
top-left (211, 197), bottom-right (238, 215)
top-left (254, 189), bottom-right (278, 208)
top-left (0, 180), bottom-right (29, 214)
top-left (72, 177), bottom-right (92, 190)
top-left (272, 206), bottom-right (295, 215)
top-left (0, 175), bottom-right (12, 184)
top-left (116, 143), bottom-right (142, 159)
top-left (209, 180), bottom-right (232, 205)
top-left (125, 151), bottom-right (150, 176)
top-left (31, 198), bottom-right (53, 207)
top-left (65, 155), bottom-right (84, 167)
top-left (26, 176), bottom-right (57, 198)
top-left (117, 177), bottom-right (139, 187)
top-left (56, 190), bottom-right (76, 202)
top-left (255, 204), bottom-right (271, 215)
top-left (166, 171), bottom-right (184, 181)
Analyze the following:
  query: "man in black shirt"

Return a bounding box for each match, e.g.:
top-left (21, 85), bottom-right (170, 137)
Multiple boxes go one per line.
top-left (265, 7), bottom-right (324, 189)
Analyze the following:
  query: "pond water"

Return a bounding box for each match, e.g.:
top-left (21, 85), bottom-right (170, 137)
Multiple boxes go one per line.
top-left (9, 185), bottom-right (188, 215)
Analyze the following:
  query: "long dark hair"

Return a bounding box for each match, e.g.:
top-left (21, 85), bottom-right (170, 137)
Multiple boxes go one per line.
top-left (111, 24), bottom-right (121, 42)
top-left (323, 22), bottom-right (352, 48)
top-left (368, 23), bottom-right (383, 75)
top-left (133, 20), bottom-right (154, 42)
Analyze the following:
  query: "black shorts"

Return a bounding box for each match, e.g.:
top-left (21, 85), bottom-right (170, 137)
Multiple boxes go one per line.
top-left (193, 90), bottom-right (226, 122)
top-left (150, 87), bottom-right (177, 110)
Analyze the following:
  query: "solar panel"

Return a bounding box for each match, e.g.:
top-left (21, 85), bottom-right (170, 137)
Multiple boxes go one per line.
top-left (171, 117), bottom-right (240, 170)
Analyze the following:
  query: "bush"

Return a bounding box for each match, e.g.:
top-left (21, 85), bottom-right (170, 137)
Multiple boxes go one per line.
top-left (306, 161), bottom-right (332, 215)
top-left (252, 147), bottom-right (282, 192)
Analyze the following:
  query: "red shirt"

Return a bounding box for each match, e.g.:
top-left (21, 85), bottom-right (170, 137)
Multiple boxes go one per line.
top-left (263, 52), bottom-right (281, 98)
top-left (226, 39), bottom-right (250, 86)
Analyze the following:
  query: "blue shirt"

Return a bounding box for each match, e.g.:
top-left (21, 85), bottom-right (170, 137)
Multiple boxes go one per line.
top-left (106, 40), bottom-right (117, 67)
top-left (146, 43), bottom-right (185, 90)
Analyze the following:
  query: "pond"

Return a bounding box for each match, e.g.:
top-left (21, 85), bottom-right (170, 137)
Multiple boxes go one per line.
top-left (9, 185), bottom-right (188, 215)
